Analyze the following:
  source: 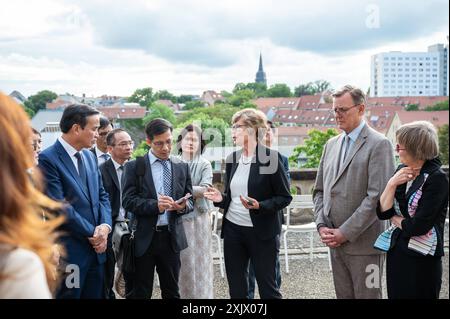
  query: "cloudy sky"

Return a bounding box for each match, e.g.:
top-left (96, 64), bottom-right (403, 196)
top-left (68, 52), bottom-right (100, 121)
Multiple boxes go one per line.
top-left (0, 0), bottom-right (448, 98)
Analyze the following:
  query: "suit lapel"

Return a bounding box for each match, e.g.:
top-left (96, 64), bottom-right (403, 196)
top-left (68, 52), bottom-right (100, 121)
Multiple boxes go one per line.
top-left (170, 156), bottom-right (178, 199)
top-left (55, 141), bottom-right (90, 200)
top-left (144, 153), bottom-right (158, 199)
top-left (228, 150), bottom-right (241, 193)
top-left (107, 159), bottom-right (120, 191)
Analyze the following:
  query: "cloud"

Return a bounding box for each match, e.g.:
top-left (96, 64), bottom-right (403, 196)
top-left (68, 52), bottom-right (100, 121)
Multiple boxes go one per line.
top-left (64, 0), bottom-right (449, 66)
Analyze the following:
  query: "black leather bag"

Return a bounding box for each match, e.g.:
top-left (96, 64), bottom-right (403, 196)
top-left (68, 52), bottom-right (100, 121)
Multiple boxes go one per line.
top-left (121, 227), bottom-right (136, 273)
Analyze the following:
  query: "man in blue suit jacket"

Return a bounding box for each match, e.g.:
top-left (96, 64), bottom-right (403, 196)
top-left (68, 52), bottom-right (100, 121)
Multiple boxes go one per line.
top-left (39, 104), bottom-right (112, 299)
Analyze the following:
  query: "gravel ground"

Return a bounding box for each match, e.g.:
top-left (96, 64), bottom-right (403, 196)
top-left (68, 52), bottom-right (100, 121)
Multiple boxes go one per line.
top-left (149, 225), bottom-right (449, 299)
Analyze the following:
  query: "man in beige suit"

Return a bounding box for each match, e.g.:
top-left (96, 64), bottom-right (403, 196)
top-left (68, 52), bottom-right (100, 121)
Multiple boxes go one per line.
top-left (313, 85), bottom-right (395, 299)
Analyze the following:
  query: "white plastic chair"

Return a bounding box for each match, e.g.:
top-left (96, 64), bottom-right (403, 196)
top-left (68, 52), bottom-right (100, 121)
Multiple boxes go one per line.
top-left (282, 195), bottom-right (331, 273)
top-left (210, 208), bottom-right (225, 278)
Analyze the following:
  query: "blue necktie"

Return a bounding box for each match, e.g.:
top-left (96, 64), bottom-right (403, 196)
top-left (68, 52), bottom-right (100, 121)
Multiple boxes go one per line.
top-left (75, 152), bottom-right (88, 193)
top-left (101, 153), bottom-right (110, 161)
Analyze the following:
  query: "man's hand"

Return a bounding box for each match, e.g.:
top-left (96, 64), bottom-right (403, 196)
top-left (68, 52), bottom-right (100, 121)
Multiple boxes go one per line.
top-left (88, 225), bottom-right (109, 254)
top-left (318, 227), bottom-right (347, 248)
top-left (158, 195), bottom-right (175, 213)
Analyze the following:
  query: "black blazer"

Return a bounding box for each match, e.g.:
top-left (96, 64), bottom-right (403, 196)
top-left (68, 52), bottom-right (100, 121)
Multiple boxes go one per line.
top-left (215, 145), bottom-right (292, 240)
top-left (377, 158), bottom-right (448, 258)
top-left (122, 153), bottom-right (194, 257)
top-left (99, 159), bottom-right (122, 222)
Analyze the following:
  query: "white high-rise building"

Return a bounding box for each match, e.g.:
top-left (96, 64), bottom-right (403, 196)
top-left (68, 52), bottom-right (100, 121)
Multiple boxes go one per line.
top-left (370, 42), bottom-right (448, 97)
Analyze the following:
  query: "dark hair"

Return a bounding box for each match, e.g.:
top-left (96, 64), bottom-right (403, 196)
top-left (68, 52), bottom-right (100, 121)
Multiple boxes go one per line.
top-left (176, 124), bottom-right (206, 155)
top-left (31, 127), bottom-right (41, 136)
top-left (99, 116), bottom-right (113, 130)
top-left (59, 104), bottom-right (100, 133)
top-left (145, 118), bottom-right (173, 140)
top-left (267, 120), bottom-right (275, 129)
top-left (106, 128), bottom-right (126, 146)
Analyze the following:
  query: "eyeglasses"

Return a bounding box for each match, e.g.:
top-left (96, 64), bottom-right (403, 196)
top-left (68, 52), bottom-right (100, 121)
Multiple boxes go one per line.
top-left (113, 141), bottom-right (135, 148)
top-left (31, 142), bottom-right (39, 151)
top-left (152, 140), bottom-right (172, 148)
top-left (332, 104), bottom-right (361, 115)
top-left (395, 144), bottom-right (406, 153)
top-left (231, 124), bottom-right (247, 130)
top-left (99, 131), bottom-right (109, 137)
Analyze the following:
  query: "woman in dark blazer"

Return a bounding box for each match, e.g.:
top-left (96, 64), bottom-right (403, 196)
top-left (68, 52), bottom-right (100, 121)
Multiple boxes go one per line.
top-left (204, 108), bottom-right (292, 299)
top-left (376, 121), bottom-right (448, 299)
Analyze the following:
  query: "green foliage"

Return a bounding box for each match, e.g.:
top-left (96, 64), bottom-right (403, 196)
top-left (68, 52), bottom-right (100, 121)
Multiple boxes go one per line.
top-left (227, 89), bottom-right (256, 107)
top-left (142, 103), bottom-right (176, 127)
top-left (183, 100), bottom-right (206, 110)
top-left (289, 128), bottom-right (339, 168)
top-left (294, 80), bottom-right (331, 97)
top-left (290, 185), bottom-right (298, 195)
top-left (232, 82), bottom-right (267, 97)
top-left (128, 87), bottom-right (154, 107)
top-left (425, 100), bottom-right (449, 111)
top-left (132, 141), bottom-right (150, 158)
top-left (266, 83), bottom-right (292, 97)
top-left (438, 124), bottom-right (449, 165)
top-left (27, 90), bottom-right (58, 112)
top-left (22, 101), bottom-right (35, 117)
top-left (154, 90), bottom-right (177, 103)
top-left (405, 104), bottom-right (419, 111)
top-left (177, 94), bottom-right (194, 104)
top-left (177, 104), bottom-right (240, 126)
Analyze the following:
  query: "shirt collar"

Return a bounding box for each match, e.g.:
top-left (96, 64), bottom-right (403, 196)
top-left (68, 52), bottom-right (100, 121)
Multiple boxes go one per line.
top-left (148, 150), bottom-right (171, 164)
top-left (95, 145), bottom-right (107, 158)
top-left (111, 158), bottom-right (125, 170)
top-left (346, 120), bottom-right (366, 143)
top-left (58, 136), bottom-right (78, 157)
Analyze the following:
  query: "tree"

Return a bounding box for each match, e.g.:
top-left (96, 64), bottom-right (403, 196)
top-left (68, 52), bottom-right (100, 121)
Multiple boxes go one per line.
top-left (438, 124), bottom-right (449, 165)
top-left (227, 89), bottom-right (255, 107)
top-left (177, 94), bottom-right (194, 104)
top-left (266, 83), bottom-right (292, 97)
top-left (294, 83), bottom-right (315, 97)
top-left (142, 102), bottom-right (176, 127)
top-left (154, 90), bottom-right (177, 103)
top-left (27, 90), bottom-right (58, 112)
top-left (405, 104), bottom-right (419, 111)
top-left (289, 128), bottom-right (339, 168)
top-left (128, 87), bottom-right (154, 107)
top-left (22, 101), bottom-right (35, 117)
top-left (294, 80), bottom-right (332, 97)
top-left (233, 82), bottom-right (267, 97)
top-left (183, 100), bottom-right (206, 111)
top-left (132, 140), bottom-right (150, 158)
top-left (313, 80), bottom-right (331, 93)
top-left (176, 113), bottom-right (230, 146)
top-left (425, 100), bottom-right (449, 111)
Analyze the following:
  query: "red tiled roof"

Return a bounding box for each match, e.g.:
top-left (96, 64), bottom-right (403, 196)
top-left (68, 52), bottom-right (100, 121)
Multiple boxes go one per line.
top-left (396, 111), bottom-right (449, 128)
top-left (366, 96), bottom-right (448, 109)
top-left (100, 106), bottom-right (147, 119)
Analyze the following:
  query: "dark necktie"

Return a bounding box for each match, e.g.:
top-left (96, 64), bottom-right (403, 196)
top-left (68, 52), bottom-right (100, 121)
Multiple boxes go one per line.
top-left (101, 153), bottom-right (110, 161)
top-left (75, 152), bottom-right (88, 193)
top-left (158, 159), bottom-right (172, 197)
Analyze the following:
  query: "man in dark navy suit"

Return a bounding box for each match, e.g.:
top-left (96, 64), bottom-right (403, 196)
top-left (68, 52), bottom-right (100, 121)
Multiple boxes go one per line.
top-left (39, 104), bottom-right (112, 299)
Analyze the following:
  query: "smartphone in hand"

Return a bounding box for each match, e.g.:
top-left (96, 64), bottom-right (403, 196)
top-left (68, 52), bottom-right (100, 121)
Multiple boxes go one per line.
top-left (175, 193), bottom-right (192, 204)
top-left (241, 195), bottom-right (254, 206)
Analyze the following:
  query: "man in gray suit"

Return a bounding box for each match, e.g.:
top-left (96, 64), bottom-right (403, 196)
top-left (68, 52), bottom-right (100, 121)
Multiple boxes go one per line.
top-left (313, 85), bottom-right (395, 299)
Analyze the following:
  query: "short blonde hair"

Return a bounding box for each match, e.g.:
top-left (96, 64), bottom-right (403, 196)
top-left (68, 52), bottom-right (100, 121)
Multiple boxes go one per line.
top-left (231, 108), bottom-right (268, 140)
top-left (396, 121), bottom-right (439, 161)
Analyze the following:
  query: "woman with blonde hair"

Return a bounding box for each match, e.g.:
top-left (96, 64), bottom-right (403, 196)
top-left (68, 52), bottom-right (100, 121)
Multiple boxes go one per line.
top-left (204, 108), bottom-right (292, 299)
top-left (0, 92), bottom-right (63, 298)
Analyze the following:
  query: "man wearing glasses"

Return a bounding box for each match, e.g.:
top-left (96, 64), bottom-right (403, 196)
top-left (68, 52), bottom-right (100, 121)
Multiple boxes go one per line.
top-left (91, 116), bottom-right (113, 166)
top-left (122, 118), bottom-right (194, 299)
top-left (99, 128), bottom-right (134, 298)
top-left (313, 85), bottom-right (395, 299)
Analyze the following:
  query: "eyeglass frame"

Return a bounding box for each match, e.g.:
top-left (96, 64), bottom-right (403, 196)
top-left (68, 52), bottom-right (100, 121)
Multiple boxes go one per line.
top-left (112, 141), bottom-right (135, 148)
top-left (332, 104), bottom-right (361, 115)
top-left (231, 124), bottom-right (247, 130)
top-left (395, 144), bottom-right (406, 153)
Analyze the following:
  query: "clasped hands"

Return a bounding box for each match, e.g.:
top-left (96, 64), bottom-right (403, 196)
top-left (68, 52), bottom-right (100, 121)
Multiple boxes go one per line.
top-left (319, 227), bottom-right (347, 248)
top-left (88, 224), bottom-right (110, 254)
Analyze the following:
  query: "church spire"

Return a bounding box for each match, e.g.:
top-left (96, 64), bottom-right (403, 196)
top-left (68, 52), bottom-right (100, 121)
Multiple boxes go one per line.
top-left (255, 52), bottom-right (267, 85)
